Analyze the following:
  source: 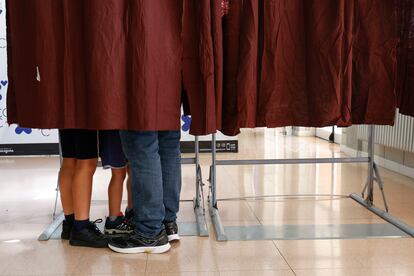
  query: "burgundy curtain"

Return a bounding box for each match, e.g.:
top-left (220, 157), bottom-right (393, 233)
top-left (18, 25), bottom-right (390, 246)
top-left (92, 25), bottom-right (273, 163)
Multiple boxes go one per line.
top-left (221, 0), bottom-right (398, 136)
top-left (182, 0), bottom-right (223, 136)
top-left (7, 0), bottom-right (185, 132)
top-left (7, 0), bottom-right (409, 136)
top-left (397, 0), bottom-right (414, 117)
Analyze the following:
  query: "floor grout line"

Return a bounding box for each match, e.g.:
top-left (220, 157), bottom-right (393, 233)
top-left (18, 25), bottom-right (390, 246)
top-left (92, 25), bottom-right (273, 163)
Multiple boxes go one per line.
top-left (245, 198), bottom-right (263, 225)
top-left (144, 251), bottom-right (149, 274)
top-left (272, 240), bottom-right (297, 276)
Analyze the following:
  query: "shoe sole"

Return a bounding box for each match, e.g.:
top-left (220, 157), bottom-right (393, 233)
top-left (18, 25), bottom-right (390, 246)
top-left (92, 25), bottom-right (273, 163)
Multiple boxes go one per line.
top-left (69, 239), bottom-right (109, 248)
top-left (168, 234), bottom-right (180, 242)
top-left (108, 242), bottom-right (171, 254)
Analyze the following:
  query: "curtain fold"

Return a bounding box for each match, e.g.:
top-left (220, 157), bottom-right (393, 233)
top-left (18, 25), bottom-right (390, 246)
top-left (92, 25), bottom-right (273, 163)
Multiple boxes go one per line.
top-left (6, 0), bottom-right (185, 132)
top-left (6, 0), bottom-right (411, 136)
top-left (397, 0), bottom-right (414, 117)
top-left (182, 0), bottom-right (223, 135)
top-left (220, 0), bottom-right (398, 136)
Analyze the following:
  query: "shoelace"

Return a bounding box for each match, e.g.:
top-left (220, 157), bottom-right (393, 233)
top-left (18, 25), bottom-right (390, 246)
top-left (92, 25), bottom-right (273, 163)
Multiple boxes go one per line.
top-left (90, 219), bottom-right (104, 236)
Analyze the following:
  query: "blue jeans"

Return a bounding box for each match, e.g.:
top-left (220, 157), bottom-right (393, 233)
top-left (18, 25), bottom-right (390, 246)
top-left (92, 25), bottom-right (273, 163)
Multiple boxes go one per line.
top-left (120, 131), bottom-right (182, 237)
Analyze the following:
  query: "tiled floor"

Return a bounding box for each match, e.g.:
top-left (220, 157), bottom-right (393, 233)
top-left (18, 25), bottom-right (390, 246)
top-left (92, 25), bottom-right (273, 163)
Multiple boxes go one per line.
top-left (1, 128), bottom-right (414, 275)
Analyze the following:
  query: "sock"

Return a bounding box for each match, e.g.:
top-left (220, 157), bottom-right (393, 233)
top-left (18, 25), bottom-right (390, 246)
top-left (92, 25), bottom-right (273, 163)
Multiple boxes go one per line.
top-left (64, 214), bottom-right (75, 224)
top-left (73, 219), bottom-right (90, 232)
top-left (109, 212), bottom-right (123, 222)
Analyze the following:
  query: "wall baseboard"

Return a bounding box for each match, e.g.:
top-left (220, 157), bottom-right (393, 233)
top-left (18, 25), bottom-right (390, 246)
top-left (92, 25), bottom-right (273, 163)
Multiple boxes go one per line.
top-left (292, 127), bottom-right (316, 137)
top-left (340, 145), bottom-right (414, 180)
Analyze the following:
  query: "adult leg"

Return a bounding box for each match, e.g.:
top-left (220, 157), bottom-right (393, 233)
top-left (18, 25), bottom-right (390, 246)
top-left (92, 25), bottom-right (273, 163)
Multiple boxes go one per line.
top-left (120, 131), bottom-right (164, 236)
top-left (158, 131), bottom-right (182, 242)
top-left (109, 131), bottom-right (170, 254)
top-left (158, 131), bottom-right (182, 223)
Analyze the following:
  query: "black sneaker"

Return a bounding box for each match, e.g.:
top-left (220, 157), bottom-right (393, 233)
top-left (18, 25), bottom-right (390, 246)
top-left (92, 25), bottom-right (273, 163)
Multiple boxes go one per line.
top-left (164, 221), bottom-right (180, 242)
top-left (61, 220), bottom-right (73, 240)
top-left (104, 216), bottom-right (135, 235)
top-left (69, 219), bottom-right (109, 248)
top-left (108, 230), bottom-right (170, 254)
top-left (125, 208), bottom-right (134, 223)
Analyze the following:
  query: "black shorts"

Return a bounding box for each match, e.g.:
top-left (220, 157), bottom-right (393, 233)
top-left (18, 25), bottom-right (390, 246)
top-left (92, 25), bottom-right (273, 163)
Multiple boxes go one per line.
top-left (59, 129), bottom-right (98, 160)
top-left (99, 130), bottom-right (127, 169)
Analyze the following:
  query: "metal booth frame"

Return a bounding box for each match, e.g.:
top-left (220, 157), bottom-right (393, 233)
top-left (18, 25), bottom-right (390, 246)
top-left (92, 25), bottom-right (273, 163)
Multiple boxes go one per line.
top-left (207, 125), bottom-right (414, 241)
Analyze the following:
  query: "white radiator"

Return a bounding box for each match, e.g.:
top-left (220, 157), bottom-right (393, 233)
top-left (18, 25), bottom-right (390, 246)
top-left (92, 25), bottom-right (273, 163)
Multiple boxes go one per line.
top-left (357, 111), bottom-right (414, 153)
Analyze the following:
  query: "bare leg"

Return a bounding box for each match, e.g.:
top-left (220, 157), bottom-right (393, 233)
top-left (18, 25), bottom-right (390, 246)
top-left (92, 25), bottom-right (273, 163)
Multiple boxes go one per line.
top-left (59, 158), bottom-right (76, 215)
top-left (108, 168), bottom-right (127, 217)
top-left (72, 158), bottom-right (98, 220)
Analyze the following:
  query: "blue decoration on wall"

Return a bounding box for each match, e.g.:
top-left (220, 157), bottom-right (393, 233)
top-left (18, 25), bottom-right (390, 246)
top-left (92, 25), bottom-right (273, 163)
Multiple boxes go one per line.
top-left (15, 126), bottom-right (33, 135)
top-left (0, 80), bottom-right (8, 101)
top-left (181, 115), bottom-right (192, 132)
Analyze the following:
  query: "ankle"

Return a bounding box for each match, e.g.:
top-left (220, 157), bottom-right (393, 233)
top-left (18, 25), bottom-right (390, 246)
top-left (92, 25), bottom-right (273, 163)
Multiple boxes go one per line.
top-left (64, 213), bottom-right (75, 224)
top-left (109, 212), bottom-right (124, 222)
top-left (73, 219), bottom-right (90, 232)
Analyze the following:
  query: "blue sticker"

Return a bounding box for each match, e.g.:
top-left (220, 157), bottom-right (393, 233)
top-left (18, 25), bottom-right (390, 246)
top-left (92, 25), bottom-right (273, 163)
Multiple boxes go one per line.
top-left (15, 126), bottom-right (33, 135)
top-left (181, 115), bottom-right (192, 132)
top-left (1, 80), bottom-right (8, 87)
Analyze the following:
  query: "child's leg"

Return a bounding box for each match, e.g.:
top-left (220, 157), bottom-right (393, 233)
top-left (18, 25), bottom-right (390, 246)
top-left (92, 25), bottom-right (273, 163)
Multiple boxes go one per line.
top-left (105, 166), bottom-right (135, 235)
top-left (99, 130), bottom-right (129, 216)
top-left (71, 129), bottom-right (99, 222)
top-left (99, 130), bottom-right (134, 234)
top-left (108, 168), bottom-right (127, 217)
top-left (69, 130), bottom-right (109, 248)
top-left (59, 157), bottom-right (76, 216)
top-left (58, 129), bottom-right (78, 227)
top-left (72, 158), bottom-right (98, 221)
